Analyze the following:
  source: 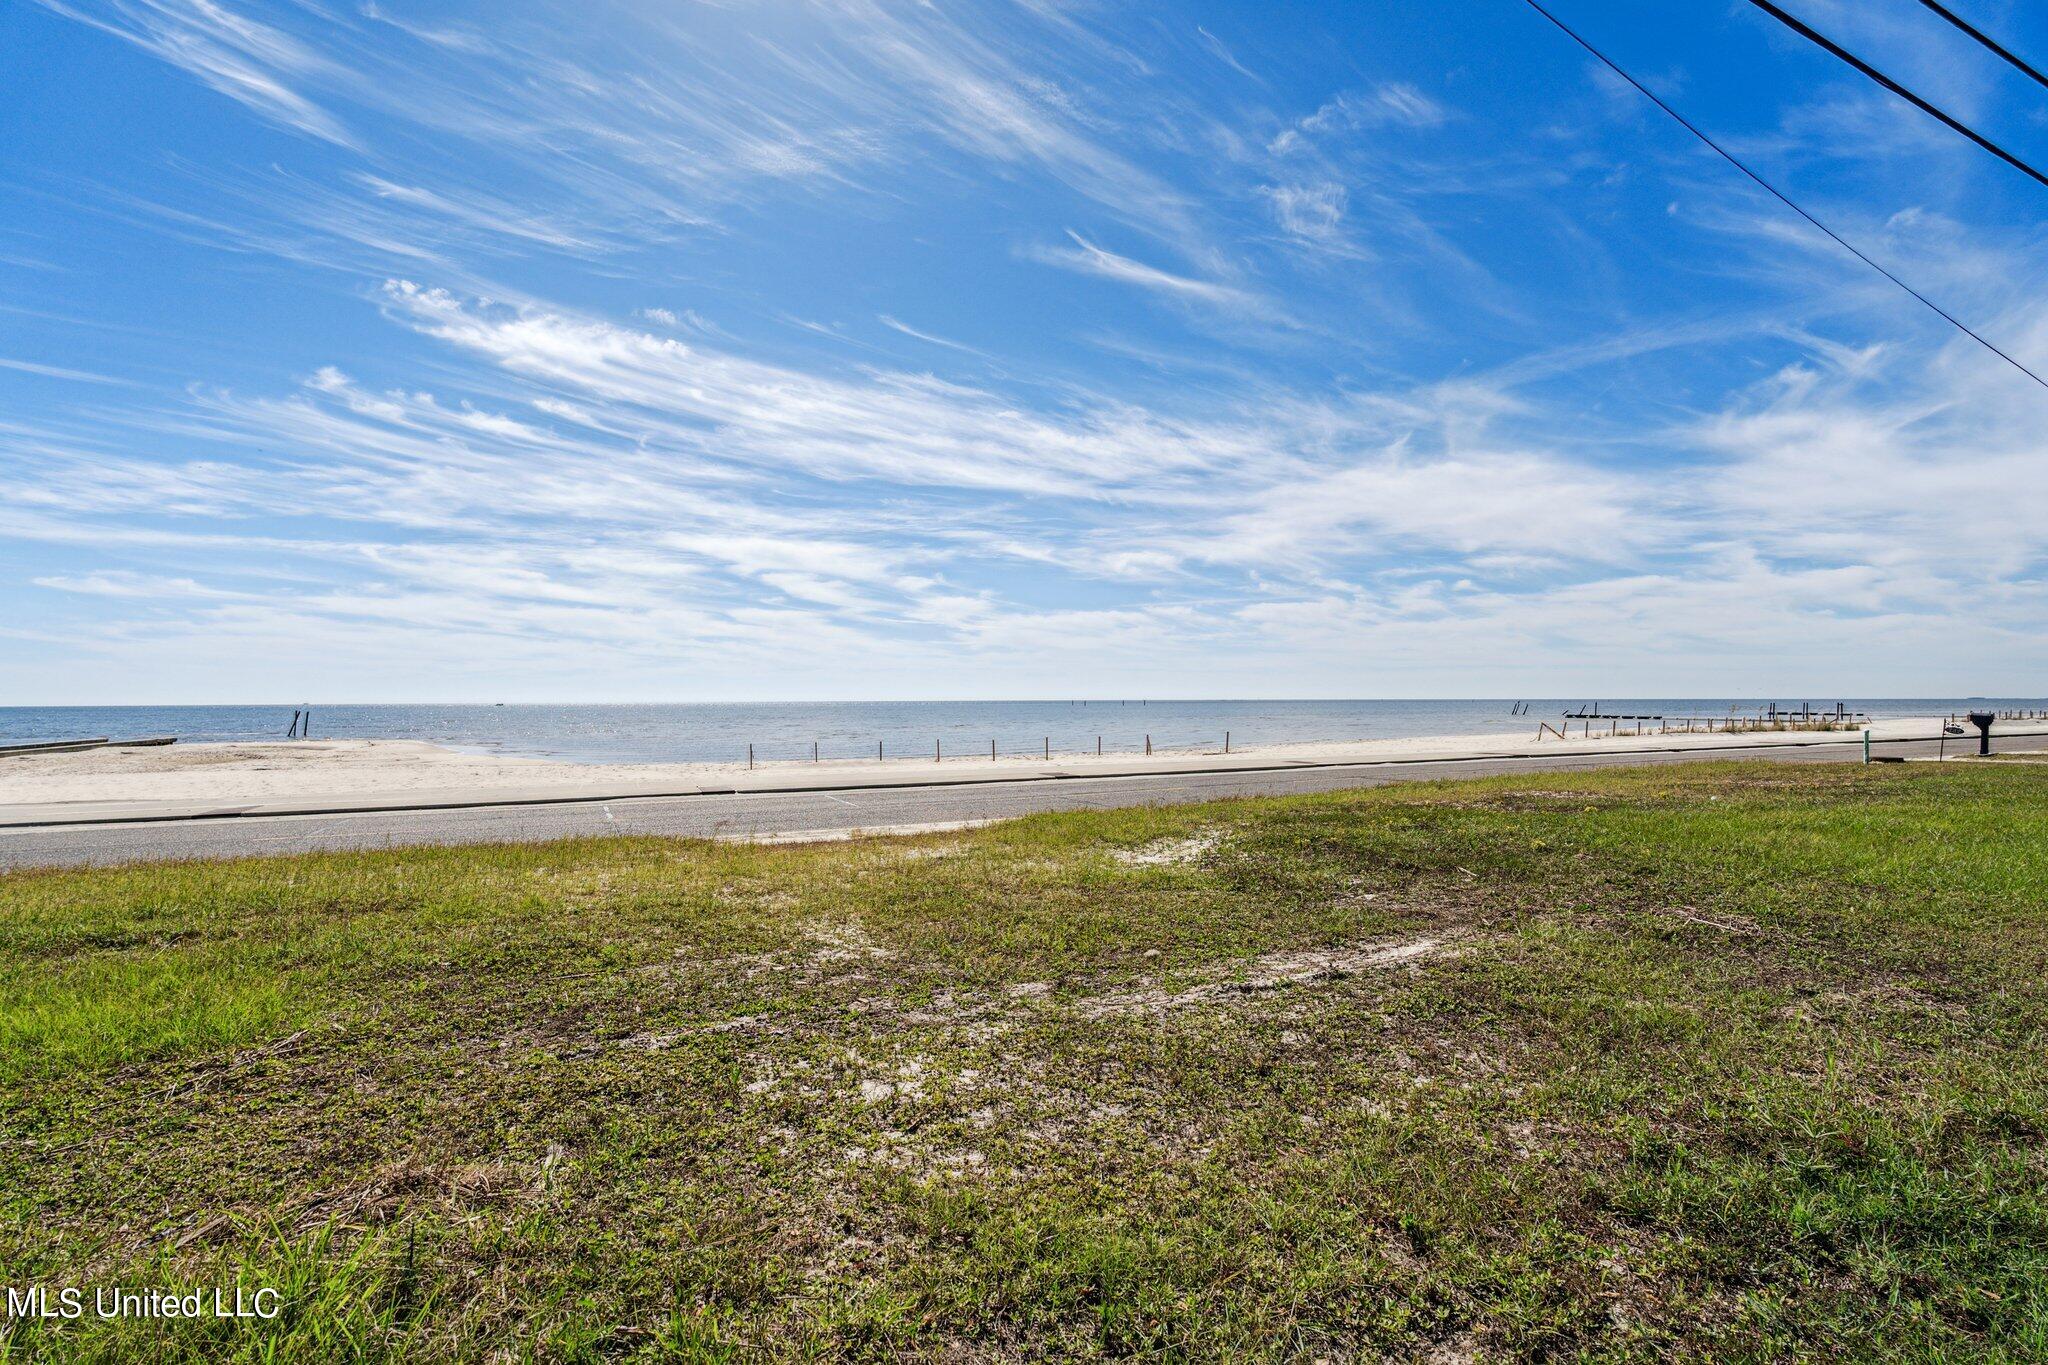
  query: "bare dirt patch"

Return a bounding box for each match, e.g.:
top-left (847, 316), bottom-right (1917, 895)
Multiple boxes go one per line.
top-left (1075, 937), bottom-right (1447, 1018)
top-left (1111, 830), bottom-right (1223, 867)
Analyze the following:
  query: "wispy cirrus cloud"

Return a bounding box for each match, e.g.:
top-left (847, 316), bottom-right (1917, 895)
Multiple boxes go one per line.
top-left (12, 0), bottom-right (2048, 702)
top-left (32, 0), bottom-right (1219, 268)
top-left (876, 314), bottom-right (988, 356)
top-left (1269, 84), bottom-right (1448, 155)
top-left (30, 0), bottom-right (358, 146)
top-left (15, 250), bottom-right (2048, 694)
top-left (1260, 182), bottom-right (1350, 247)
top-left (375, 281), bottom-right (1257, 496)
top-left (0, 356), bottom-right (130, 384)
top-left (1194, 25), bottom-right (1261, 83)
top-left (33, 570), bottom-right (228, 599)
top-left (1, 279), bottom-right (1659, 683)
top-left (1023, 232), bottom-right (1279, 320)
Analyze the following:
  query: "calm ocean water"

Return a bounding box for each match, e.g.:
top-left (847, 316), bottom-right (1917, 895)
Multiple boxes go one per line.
top-left (2, 699), bottom-right (2042, 765)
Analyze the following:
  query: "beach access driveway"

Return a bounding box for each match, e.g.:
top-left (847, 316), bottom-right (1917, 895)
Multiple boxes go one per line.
top-left (5, 728), bottom-right (2045, 869)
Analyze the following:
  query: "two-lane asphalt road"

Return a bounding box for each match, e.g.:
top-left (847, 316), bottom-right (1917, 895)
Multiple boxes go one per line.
top-left (4, 732), bottom-right (2043, 870)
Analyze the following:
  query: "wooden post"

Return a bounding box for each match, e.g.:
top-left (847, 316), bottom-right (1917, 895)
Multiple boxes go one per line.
top-left (1044, 737), bottom-right (1050, 760)
top-left (991, 739), bottom-right (996, 761)
top-left (813, 741), bottom-right (819, 763)
top-left (1145, 734), bottom-right (1152, 755)
top-left (748, 744), bottom-right (753, 770)
top-left (1225, 730), bottom-right (1230, 753)
top-left (1096, 736), bottom-right (1101, 755)
top-left (878, 740), bottom-right (883, 761)
top-left (935, 739), bottom-right (941, 763)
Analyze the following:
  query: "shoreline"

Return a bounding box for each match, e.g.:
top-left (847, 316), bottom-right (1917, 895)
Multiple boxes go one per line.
top-left (0, 719), bottom-right (1972, 815)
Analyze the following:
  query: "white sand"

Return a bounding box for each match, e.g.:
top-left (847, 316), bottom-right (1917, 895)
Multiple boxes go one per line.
top-left (0, 718), bottom-right (1953, 811)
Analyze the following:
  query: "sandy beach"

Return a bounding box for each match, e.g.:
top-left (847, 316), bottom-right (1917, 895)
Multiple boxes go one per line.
top-left (0, 719), bottom-right (1957, 812)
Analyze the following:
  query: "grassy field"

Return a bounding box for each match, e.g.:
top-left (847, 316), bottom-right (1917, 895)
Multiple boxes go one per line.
top-left (3, 760), bottom-right (2047, 1362)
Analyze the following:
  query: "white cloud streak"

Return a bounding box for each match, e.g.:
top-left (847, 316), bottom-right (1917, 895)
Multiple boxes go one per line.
top-left (1024, 233), bottom-right (1276, 318)
top-left (31, 0), bottom-right (358, 146)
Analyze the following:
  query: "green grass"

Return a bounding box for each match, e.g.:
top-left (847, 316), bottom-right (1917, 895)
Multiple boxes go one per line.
top-left (3, 759), bottom-right (2047, 1361)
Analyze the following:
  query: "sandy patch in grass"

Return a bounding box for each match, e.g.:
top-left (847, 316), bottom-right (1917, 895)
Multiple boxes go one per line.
top-left (1111, 830), bottom-right (1223, 867)
top-left (590, 931), bottom-right (1454, 1057)
top-left (1075, 937), bottom-right (1446, 1018)
top-left (706, 918), bottom-right (896, 985)
top-left (732, 820), bottom-right (999, 846)
top-left (802, 919), bottom-right (895, 963)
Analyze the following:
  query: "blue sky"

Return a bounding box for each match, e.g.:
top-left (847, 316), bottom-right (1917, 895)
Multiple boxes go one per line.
top-left (3, 0), bottom-right (2046, 703)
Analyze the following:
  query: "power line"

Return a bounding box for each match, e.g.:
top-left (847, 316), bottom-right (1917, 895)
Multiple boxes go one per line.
top-left (1916, 0), bottom-right (2048, 95)
top-left (1517, 0), bottom-right (2048, 393)
top-left (1745, 0), bottom-right (2048, 191)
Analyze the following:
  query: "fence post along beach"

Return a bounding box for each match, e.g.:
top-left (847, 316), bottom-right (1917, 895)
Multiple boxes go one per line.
top-left (1533, 702), bottom-right (1873, 742)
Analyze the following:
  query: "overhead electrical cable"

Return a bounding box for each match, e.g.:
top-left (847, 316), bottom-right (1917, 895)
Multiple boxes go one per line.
top-left (1745, 0), bottom-right (2048, 191)
top-left (1914, 0), bottom-right (2048, 95)
top-left (1517, 0), bottom-right (2048, 393)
